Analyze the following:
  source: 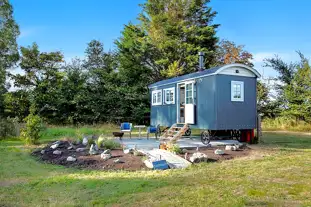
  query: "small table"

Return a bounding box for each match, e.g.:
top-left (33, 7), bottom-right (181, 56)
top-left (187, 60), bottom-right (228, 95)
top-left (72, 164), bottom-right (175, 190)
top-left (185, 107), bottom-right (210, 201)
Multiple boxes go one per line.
top-left (134, 125), bottom-right (146, 139)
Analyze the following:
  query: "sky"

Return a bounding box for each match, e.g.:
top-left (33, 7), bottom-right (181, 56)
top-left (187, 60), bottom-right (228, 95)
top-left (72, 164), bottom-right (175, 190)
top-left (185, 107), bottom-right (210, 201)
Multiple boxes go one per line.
top-left (10, 0), bottom-right (311, 78)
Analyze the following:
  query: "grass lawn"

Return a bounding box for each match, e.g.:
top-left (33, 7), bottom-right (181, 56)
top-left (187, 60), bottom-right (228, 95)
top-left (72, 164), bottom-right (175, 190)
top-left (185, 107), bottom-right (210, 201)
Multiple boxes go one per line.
top-left (1, 128), bottom-right (311, 206)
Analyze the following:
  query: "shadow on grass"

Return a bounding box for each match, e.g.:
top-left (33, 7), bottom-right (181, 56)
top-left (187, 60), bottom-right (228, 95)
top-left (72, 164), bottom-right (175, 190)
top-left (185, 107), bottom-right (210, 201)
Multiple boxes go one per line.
top-left (261, 132), bottom-right (311, 150)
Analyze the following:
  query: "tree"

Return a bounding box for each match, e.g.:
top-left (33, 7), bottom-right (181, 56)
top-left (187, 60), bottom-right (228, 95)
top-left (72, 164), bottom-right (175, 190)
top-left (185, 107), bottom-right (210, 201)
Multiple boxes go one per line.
top-left (137, 0), bottom-right (219, 79)
top-left (216, 40), bottom-right (253, 67)
top-left (0, 0), bottom-right (20, 116)
top-left (283, 54), bottom-right (311, 121)
top-left (11, 43), bottom-right (64, 123)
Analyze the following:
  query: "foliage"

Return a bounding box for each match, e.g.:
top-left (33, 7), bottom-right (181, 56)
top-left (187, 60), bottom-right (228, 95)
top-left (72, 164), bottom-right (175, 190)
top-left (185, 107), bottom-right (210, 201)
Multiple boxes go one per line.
top-left (0, 0), bottom-right (20, 115)
top-left (3, 90), bottom-right (31, 121)
top-left (20, 114), bottom-right (45, 144)
top-left (262, 116), bottom-right (311, 132)
top-left (0, 117), bottom-right (19, 139)
top-left (216, 39), bottom-right (253, 67)
top-left (138, 0), bottom-right (219, 78)
top-left (167, 143), bottom-right (182, 154)
top-left (102, 139), bottom-right (121, 150)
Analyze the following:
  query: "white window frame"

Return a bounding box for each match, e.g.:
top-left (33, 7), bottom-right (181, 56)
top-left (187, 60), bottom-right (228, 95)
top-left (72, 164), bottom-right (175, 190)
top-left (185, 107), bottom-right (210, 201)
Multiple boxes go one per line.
top-left (163, 87), bottom-right (175, 105)
top-left (231, 81), bottom-right (244, 102)
top-left (152, 89), bottom-right (162, 106)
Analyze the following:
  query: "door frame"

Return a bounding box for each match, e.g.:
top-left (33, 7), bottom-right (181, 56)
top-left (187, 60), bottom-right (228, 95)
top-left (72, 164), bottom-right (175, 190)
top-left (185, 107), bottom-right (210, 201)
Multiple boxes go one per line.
top-left (176, 80), bottom-right (195, 123)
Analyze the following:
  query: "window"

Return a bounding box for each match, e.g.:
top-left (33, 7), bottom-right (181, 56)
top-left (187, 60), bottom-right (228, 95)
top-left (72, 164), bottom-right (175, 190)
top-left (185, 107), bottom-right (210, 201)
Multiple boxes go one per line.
top-left (231, 81), bottom-right (244, 102)
top-left (164, 87), bottom-right (175, 104)
top-left (152, 89), bottom-right (162, 105)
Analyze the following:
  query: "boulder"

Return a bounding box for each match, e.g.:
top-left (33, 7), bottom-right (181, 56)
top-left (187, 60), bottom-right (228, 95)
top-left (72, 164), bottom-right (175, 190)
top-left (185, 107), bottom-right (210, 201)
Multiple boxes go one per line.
top-left (123, 148), bottom-right (134, 154)
top-left (89, 144), bottom-right (99, 155)
top-left (101, 153), bottom-right (111, 161)
top-left (76, 148), bottom-right (87, 152)
top-left (53, 150), bottom-right (62, 155)
top-left (214, 149), bottom-right (225, 155)
top-left (144, 159), bottom-right (154, 169)
top-left (103, 149), bottom-right (111, 154)
top-left (82, 137), bottom-right (88, 146)
top-left (113, 159), bottom-right (124, 163)
top-left (50, 143), bottom-right (59, 149)
top-left (225, 145), bottom-right (238, 151)
top-left (41, 150), bottom-right (45, 155)
top-left (189, 152), bottom-right (208, 163)
top-left (67, 156), bottom-right (77, 162)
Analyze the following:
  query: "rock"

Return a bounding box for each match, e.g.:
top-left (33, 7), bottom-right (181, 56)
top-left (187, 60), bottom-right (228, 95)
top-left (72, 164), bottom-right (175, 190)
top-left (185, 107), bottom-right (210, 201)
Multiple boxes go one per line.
top-left (181, 149), bottom-right (188, 154)
top-left (103, 149), bottom-right (111, 154)
top-left (52, 140), bottom-right (61, 145)
top-left (113, 159), bottom-right (124, 163)
top-left (225, 145), bottom-right (238, 151)
top-left (144, 159), bottom-right (154, 169)
top-left (67, 156), bottom-right (77, 162)
top-left (101, 153), bottom-right (111, 161)
top-left (189, 152), bottom-right (208, 163)
top-left (89, 144), bottom-right (99, 155)
top-left (67, 146), bottom-right (73, 150)
top-left (123, 148), bottom-right (134, 154)
top-left (50, 143), bottom-right (59, 149)
top-left (82, 137), bottom-right (88, 146)
top-left (76, 148), bottom-right (87, 152)
top-left (214, 149), bottom-right (225, 155)
top-left (41, 150), bottom-right (45, 154)
top-left (53, 150), bottom-right (62, 155)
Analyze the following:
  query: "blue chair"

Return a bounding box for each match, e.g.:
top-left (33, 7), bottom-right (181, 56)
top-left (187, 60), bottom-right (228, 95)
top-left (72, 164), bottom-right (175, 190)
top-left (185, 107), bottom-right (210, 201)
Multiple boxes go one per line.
top-left (147, 126), bottom-right (158, 139)
top-left (120, 122), bottom-right (132, 138)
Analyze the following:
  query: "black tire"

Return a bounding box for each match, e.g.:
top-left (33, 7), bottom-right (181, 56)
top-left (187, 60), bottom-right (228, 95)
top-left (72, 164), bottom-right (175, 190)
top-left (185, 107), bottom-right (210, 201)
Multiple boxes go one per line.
top-left (231, 130), bottom-right (241, 141)
top-left (201, 130), bottom-right (211, 145)
top-left (184, 128), bottom-right (191, 136)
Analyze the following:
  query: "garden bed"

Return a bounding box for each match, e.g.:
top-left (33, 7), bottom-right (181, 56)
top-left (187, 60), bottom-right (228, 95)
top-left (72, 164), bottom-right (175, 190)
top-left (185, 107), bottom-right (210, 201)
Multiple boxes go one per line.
top-left (32, 139), bottom-right (252, 171)
top-left (32, 140), bottom-right (147, 171)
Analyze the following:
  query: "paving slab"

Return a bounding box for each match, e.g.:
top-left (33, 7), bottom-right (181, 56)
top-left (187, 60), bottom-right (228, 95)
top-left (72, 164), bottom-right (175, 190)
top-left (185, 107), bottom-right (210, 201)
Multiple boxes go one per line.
top-left (145, 149), bottom-right (191, 169)
top-left (117, 137), bottom-right (241, 150)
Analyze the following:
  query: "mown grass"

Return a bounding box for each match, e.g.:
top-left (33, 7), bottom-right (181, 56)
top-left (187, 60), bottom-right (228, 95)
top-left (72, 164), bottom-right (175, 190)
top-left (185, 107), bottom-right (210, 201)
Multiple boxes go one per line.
top-left (1, 129), bottom-right (311, 206)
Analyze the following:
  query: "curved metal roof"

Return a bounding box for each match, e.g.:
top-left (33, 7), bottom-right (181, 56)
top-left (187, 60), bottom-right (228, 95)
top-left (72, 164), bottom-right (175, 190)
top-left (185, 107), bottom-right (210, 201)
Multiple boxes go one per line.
top-left (148, 64), bottom-right (260, 88)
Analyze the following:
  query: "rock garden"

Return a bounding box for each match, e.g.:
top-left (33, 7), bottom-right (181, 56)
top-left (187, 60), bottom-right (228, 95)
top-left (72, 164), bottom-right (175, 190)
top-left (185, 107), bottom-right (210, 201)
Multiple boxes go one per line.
top-left (32, 135), bottom-right (252, 171)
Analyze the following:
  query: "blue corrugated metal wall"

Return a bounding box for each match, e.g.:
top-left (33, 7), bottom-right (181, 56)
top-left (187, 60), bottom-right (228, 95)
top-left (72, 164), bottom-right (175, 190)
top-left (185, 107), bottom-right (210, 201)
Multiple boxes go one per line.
top-left (150, 83), bottom-right (177, 127)
top-left (215, 75), bottom-right (257, 130)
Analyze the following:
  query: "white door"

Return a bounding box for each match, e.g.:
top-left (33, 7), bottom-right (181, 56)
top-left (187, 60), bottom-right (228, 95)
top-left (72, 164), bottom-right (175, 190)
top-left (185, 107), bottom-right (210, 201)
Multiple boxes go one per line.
top-left (185, 82), bottom-right (195, 124)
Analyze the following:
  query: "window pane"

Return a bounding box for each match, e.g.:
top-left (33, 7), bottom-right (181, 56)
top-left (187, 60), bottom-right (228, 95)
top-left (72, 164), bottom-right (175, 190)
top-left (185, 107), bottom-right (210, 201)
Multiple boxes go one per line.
top-left (157, 92), bottom-right (161, 103)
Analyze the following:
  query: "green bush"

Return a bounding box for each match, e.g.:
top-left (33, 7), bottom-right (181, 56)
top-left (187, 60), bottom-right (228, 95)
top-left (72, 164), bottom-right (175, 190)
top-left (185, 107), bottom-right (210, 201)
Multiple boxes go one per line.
top-left (20, 114), bottom-right (45, 145)
top-left (167, 144), bottom-right (182, 154)
top-left (0, 117), bottom-right (19, 139)
top-left (103, 139), bottom-right (121, 150)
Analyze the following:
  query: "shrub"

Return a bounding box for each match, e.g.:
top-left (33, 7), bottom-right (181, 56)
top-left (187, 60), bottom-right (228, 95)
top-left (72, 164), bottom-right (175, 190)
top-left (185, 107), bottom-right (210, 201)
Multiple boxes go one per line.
top-left (0, 117), bottom-right (20, 139)
top-left (103, 139), bottom-right (121, 150)
top-left (20, 114), bottom-right (45, 145)
top-left (97, 135), bottom-right (105, 148)
top-left (167, 144), bottom-right (182, 154)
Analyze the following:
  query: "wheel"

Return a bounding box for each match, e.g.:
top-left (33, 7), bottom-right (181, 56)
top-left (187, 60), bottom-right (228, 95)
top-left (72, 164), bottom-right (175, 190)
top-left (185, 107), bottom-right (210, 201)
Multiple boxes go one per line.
top-left (231, 130), bottom-right (241, 141)
top-left (184, 128), bottom-right (191, 136)
top-left (201, 130), bottom-right (211, 145)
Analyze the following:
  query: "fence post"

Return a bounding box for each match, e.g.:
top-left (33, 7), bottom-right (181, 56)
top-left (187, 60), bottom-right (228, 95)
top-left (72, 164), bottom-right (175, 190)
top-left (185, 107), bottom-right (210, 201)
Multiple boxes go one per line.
top-left (257, 115), bottom-right (262, 143)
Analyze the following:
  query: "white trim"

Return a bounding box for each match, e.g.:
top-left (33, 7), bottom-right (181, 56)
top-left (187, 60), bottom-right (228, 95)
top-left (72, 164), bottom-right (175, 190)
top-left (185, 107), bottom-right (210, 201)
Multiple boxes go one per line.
top-left (149, 64), bottom-right (261, 89)
top-left (163, 87), bottom-right (175, 105)
top-left (151, 89), bottom-right (162, 106)
top-left (215, 63), bottom-right (261, 77)
top-left (231, 81), bottom-right (244, 102)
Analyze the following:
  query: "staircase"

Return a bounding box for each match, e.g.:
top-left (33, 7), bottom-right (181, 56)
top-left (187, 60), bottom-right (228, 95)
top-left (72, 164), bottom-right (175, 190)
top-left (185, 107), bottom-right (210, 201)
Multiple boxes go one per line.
top-left (160, 123), bottom-right (189, 144)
